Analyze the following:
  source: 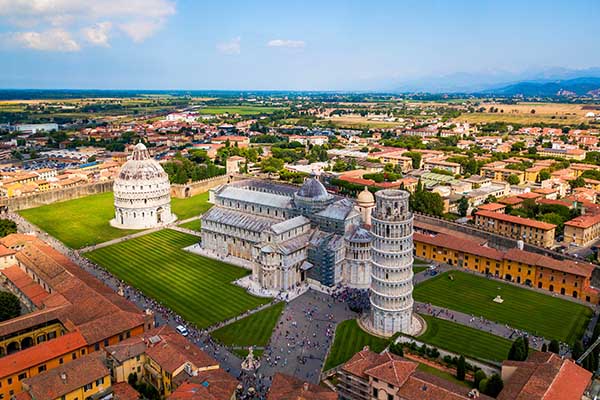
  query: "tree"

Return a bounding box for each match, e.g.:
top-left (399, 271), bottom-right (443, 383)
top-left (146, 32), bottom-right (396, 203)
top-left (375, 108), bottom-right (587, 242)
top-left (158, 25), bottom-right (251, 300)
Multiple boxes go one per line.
top-left (410, 189), bottom-right (445, 217)
top-left (403, 151), bottom-right (422, 169)
top-left (474, 369), bottom-right (487, 389)
top-left (541, 343), bottom-right (548, 352)
top-left (388, 342), bottom-right (404, 357)
top-left (458, 196), bottom-right (469, 217)
top-left (0, 292), bottom-right (20, 322)
top-left (456, 355), bottom-right (466, 381)
top-left (572, 340), bottom-right (584, 361)
top-left (511, 142), bottom-right (526, 152)
top-left (548, 339), bottom-right (560, 354)
top-left (483, 374), bottom-right (504, 397)
top-left (508, 337), bottom-right (528, 361)
top-left (260, 157), bottom-right (284, 173)
top-left (0, 219), bottom-right (17, 238)
top-left (538, 170), bottom-right (551, 182)
top-left (507, 174), bottom-right (520, 185)
top-left (569, 176), bottom-right (586, 188)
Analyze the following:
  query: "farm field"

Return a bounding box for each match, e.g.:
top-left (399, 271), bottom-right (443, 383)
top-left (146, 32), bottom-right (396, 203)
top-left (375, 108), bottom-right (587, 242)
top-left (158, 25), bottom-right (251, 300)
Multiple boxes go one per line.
top-left (323, 319), bottom-right (389, 371)
top-left (414, 271), bottom-right (592, 344)
top-left (212, 302), bottom-right (285, 350)
top-left (198, 106), bottom-right (286, 115)
top-left (418, 315), bottom-right (516, 363)
top-left (19, 191), bottom-right (213, 248)
top-left (85, 229), bottom-right (269, 328)
top-left (19, 192), bottom-right (136, 249)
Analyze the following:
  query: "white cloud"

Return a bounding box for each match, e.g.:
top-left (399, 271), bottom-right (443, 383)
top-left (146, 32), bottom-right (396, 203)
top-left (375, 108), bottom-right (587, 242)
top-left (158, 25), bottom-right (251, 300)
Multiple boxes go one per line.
top-left (82, 22), bottom-right (111, 47)
top-left (217, 37), bottom-right (241, 55)
top-left (2, 28), bottom-right (80, 52)
top-left (0, 0), bottom-right (175, 50)
top-left (267, 39), bottom-right (305, 49)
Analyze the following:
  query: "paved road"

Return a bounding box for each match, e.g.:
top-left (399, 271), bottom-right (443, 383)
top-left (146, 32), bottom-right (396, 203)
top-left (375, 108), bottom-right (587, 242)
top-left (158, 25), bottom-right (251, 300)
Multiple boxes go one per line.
top-left (258, 290), bottom-right (356, 384)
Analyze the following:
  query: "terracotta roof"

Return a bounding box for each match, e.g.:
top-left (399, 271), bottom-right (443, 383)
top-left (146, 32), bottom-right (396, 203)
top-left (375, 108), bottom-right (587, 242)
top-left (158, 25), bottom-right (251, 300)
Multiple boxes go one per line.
top-left (477, 203), bottom-right (506, 212)
top-left (0, 243), bottom-right (16, 256)
top-left (565, 213), bottom-right (600, 229)
top-left (266, 373), bottom-right (337, 400)
top-left (475, 210), bottom-right (557, 230)
top-left (398, 371), bottom-right (493, 400)
top-left (112, 382), bottom-right (141, 400)
top-left (1, 265), bottom-right (50, 307)
top-left (22, 353), bottom-right (109, 400)
top-left (414, 232), bottom-right (503, 261)
top-left (168, 369), bottom-right (238, 400)
top-left (144, 326), bottom-right (218, 374)
top-left (517, 192), bottom-right (543, 200)
top-left (498, 196), bottom-right (523, 206)
top-left (499, 353), bottom-right (591, 400)
top-left (0, 331), bottom-right (87, 378)
top-left (364, 358), bottom-right (417, 387)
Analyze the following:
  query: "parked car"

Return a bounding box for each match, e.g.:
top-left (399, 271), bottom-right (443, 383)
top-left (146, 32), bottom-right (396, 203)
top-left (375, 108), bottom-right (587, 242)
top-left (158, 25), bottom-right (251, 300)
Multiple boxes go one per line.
top-left (176, 325), bottom-right (189, 336)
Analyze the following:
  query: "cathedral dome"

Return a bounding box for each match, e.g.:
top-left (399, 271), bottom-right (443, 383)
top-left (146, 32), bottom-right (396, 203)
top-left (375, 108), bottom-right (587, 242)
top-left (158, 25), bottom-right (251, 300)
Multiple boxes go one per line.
top-left (357, 186), bottom-right (375, 205)
top-left (296, 177), bottom-right (332, 201)
top-left (117, 143), bottom-right (168, 181)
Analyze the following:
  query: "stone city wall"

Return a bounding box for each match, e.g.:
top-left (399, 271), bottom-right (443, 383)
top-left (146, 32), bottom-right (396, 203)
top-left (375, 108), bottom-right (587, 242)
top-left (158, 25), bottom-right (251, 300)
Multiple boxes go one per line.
top-left (170, 174), bottom-right (240, 198)
top-left (1, 180), bottom-right (114, 211)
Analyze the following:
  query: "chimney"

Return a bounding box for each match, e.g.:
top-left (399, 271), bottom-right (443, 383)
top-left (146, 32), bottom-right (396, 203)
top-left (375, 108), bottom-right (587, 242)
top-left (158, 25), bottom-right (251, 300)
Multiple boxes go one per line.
top-left (60, 372), bottom-right (67, 384)
top-left (303, 382), bottom-right (309, 392)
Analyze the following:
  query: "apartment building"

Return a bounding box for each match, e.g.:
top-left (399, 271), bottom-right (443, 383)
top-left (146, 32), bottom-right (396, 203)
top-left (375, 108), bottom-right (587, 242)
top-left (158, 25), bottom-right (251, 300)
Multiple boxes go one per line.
top-left (564, 213), bottom-right (600, 246)
top-left (474, 210), bottom-right (556, 247)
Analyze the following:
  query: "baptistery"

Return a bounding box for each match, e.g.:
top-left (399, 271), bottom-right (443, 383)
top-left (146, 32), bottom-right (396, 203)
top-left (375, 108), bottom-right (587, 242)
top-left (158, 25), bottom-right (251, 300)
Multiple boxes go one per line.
top-left (110, 143), bottom-right (176, 229)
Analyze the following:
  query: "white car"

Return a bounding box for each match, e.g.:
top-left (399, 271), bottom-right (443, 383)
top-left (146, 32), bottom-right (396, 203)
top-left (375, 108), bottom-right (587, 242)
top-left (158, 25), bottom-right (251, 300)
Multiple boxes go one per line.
top-left (176, 325), bottom-right (189, 336)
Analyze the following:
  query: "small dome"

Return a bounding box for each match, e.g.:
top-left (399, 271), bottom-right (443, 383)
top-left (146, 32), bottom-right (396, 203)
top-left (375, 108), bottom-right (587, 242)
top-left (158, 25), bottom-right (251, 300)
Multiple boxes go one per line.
top-left (357, 186), bottom-right (374, 205)
top-left (296, 177), bottom-right (331, 201)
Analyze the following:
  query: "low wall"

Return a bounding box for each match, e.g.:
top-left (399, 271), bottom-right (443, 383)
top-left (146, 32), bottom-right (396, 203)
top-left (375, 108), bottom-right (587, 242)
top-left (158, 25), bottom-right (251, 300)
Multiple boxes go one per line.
top-left (1, 180), bottom-right (114, 211)
top-left (170, 174), bottom-right (234, 198)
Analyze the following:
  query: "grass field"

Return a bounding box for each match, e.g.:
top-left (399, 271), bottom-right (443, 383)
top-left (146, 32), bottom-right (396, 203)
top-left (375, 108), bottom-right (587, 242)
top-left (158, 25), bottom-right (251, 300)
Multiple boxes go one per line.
top-left (179, 219), bottom-right (202, 231)
top-left (85, 229), bottom-right (269, 327)
top-left (418, 315), bottom-right (515, 363)
top-left (19, 191), bottom-right (213, 249)
top-left (414, 271), bottom-right (592, 343)
top-left (416, 363), bottom-right (470, 388)
top-left (19, 192), bottom-right (137, 248)
top-left (212, 302), bottom-right (285, 349)
top-left (199, 106), bottom-right (286, 115)
top-left (323, 319), bottom-right (389, 371)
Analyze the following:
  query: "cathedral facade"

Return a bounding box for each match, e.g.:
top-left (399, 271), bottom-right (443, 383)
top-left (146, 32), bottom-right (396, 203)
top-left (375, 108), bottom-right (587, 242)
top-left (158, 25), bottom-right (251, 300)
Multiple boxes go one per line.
top-left (200, 177), bottom-right (415, 336)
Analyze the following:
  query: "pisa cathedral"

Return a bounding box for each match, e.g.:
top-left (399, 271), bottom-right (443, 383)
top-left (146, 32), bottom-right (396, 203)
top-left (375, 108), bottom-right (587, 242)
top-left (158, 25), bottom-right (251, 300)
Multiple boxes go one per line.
top-left (200, 177), bottom-right (417, 336)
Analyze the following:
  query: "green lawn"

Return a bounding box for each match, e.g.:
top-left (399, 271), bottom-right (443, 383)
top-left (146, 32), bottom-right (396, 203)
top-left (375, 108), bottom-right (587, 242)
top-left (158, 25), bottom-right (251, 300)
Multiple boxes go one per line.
top-left (416, 363), bottom-right (471, 388)
top-left (19, 192), bottom-right (137, 249)
top-left (171, 191), bottom-right (212, 220)
top-left (19, 191), bottom-right (213, 249)
top-left (179, 219), bottom-right (202, 231)
top-left (86, 229), bottom-right (269, 328)
top-left (414, 271), bottom-right (592, 343)
top-left (414, 266), bottom-right (428, 274)
top-left (418, 315), bottom-right (515, 363)
top-left (212, 302), bottom-right (285, 349)
top-left (323, 319), bottom-right (390, 371)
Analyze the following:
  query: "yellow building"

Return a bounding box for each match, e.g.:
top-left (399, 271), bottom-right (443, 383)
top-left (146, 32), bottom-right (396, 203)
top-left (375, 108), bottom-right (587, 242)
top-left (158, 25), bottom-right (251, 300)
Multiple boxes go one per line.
top-left (564, 213), bottom-right (600, 246)
top-left (475, 210), bottom-right (556, 248)
top-left (414, 231), bottom-right (598, 303)
top-left (377, 152), bottom-right (414, 172)
top-left (0, 331), bottom-right (88, 399)
top-left (20, 353), bottom-right (111, 400)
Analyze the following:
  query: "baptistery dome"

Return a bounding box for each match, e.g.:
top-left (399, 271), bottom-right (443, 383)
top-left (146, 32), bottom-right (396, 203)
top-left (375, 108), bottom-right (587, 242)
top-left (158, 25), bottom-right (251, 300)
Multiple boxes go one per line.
top-left (110, 143), bottom-right (176, 230)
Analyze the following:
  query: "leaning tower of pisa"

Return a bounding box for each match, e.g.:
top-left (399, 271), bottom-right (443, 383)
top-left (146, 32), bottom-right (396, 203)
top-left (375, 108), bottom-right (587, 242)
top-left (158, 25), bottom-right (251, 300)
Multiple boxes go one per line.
top-left (369, 189), bottom-right (416, 336)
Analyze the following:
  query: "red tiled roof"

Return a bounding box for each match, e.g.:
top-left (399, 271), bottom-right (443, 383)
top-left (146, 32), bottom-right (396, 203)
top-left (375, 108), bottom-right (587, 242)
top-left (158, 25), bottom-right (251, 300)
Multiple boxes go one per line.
top-left (169, 369), bottom-right (238, 400)
top-left (517, 192), bottom-right (543, 200)
top-left (1, 265), bottom-right (50, 307)
top-left (414, 232), bottom-right (503, 261)
top-left (266, 373), bottom-right (336, 400)
top-left (475, 210), bottom-right (557, 230)
top-left (364, 358), bottom-right (417, 387)
top-left (477, 203), bottom-right (506, 212)
top-left (0, 331), bottom-right (87, 378)
top-left (112, 382), bottom-right (141, 400)
top-left (498, 196), bottom-right (523, 205)
top-left (565, 213), bottom-right (600, 229)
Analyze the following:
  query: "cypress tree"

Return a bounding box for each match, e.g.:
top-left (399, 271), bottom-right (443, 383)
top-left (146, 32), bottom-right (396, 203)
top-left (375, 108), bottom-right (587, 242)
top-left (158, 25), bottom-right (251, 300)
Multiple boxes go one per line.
top-left (456, 355), bottom-right (466, 381)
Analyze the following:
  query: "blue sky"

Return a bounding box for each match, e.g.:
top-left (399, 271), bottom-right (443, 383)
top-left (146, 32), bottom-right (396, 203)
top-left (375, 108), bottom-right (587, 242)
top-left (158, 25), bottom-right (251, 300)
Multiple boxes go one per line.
top-left (0, 0), bottom-right (599, 90)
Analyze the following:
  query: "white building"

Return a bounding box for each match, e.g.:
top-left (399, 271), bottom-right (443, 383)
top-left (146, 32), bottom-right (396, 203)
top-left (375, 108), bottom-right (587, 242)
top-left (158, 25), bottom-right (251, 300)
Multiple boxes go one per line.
top-left (369, 189), bottom-right (416, 336)
top-left (110, 143), bottom-right (176, 230)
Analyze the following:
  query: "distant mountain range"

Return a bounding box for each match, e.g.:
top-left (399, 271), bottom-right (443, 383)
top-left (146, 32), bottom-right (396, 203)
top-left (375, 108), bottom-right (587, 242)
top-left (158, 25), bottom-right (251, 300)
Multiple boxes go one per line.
top-left (387, 67), bottom-right (600, 96)
top-left (480, 77), bottom-right (600, 97)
